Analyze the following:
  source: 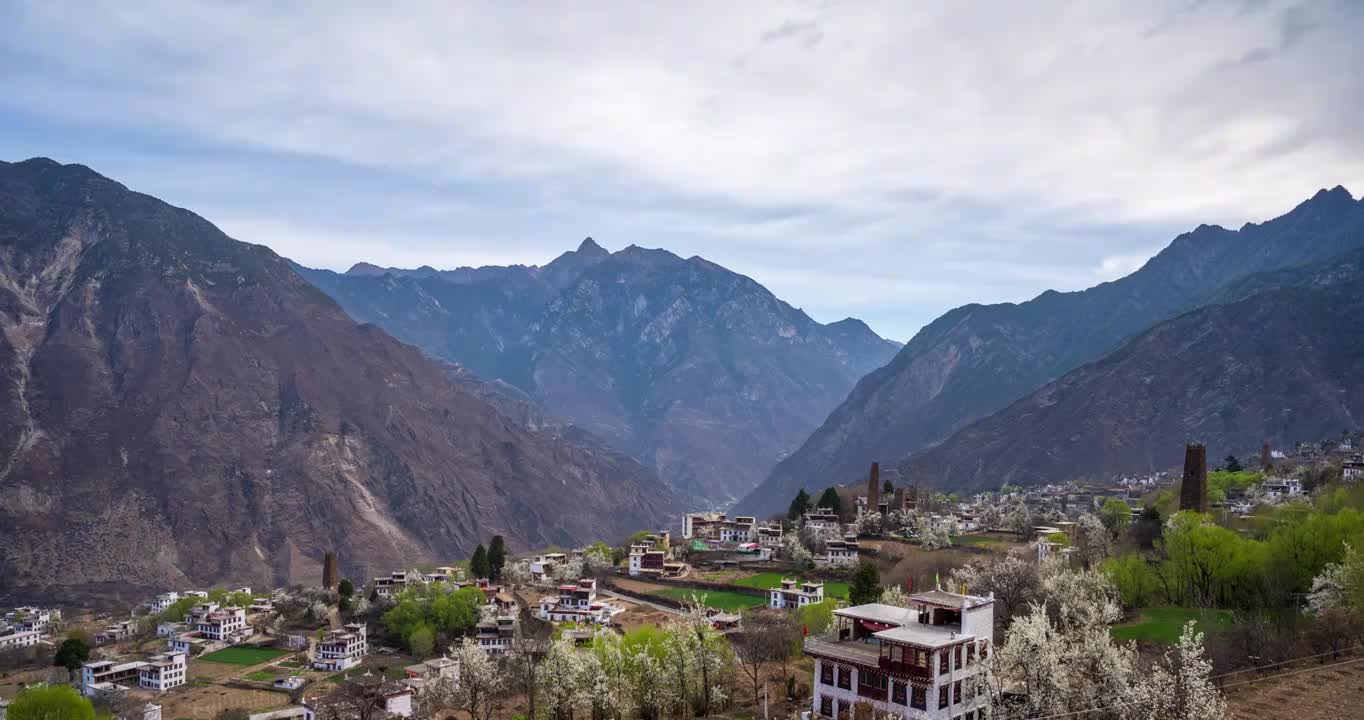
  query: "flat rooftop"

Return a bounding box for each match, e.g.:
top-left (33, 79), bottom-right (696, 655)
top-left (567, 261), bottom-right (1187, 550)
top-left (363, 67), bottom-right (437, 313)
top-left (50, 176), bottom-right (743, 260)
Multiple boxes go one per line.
top-left (874, 623), bottom-right (972, 649)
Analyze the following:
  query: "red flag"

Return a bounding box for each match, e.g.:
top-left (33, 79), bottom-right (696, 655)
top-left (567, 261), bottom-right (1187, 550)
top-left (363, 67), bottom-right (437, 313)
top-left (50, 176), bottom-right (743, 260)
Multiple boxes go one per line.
top-left (803, 624), bottom-right (808, 636)
top-left (906, 576), bottom-right (913, 592)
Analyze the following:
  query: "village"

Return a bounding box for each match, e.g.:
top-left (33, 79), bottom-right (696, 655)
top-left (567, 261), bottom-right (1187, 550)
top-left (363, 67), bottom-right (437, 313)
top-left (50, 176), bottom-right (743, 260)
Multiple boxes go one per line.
top-left (2, 434), bottom-right (1363, 720)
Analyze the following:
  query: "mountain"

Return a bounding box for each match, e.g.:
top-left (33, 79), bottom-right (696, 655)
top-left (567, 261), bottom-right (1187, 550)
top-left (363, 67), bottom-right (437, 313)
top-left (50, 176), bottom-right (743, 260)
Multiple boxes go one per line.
top-left (737, 186), bottom-right (1364, 514)
top-left (0, 158), bottom-right (677, 603)
top-left (296, 242), bottom-right (901, 505)
top-left (896, 248), bottom-right (1364, 490)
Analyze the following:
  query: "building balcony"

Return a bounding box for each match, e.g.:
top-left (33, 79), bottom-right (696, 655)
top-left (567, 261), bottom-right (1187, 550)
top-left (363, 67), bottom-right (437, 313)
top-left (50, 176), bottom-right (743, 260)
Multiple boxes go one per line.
top-left (856, 684), bottom-right (887, 702)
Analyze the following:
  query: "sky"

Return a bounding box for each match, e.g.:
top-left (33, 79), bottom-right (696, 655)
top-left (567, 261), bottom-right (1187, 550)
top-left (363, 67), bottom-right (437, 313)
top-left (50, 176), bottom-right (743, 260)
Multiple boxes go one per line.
top-left (2, 1), bottom-right (1362, 341)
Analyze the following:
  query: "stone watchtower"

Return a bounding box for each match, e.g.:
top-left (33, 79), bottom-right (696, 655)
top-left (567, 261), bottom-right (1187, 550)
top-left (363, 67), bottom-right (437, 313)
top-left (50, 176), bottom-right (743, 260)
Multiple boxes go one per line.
top-left (1261, 440), bottom-right (1272, 471)
top-left (323, 551), bottom-right (339, 591)
top-left (867, 462), bottom-right (881, 515)
top-left (1179, 443), bottom-right (1208, 513)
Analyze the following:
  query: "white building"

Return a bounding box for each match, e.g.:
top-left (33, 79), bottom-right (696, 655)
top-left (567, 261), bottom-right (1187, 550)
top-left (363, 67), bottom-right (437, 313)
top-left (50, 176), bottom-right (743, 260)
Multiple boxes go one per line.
top-left (682, 512), bottom-right (754, 543)
top-left (6, 607), bottom-right (59, 633)
top-left (150, 593), bottom-right (181, 614)
top-left (474, 617), bottom-right (515, 655)
top-left (0, 630), bottom-right (40, 652)
top-left (528, 553), bottom-right (566, 584)
top-left (817, 535), bottom-right (860, 567)
top-left (372, 571), bottom-right (414, 599)
top-left (537, 579), bottom-right (621, 624)
top-left (805, 589), bottom-right (994, 720)
top-left (804, 508), bottom-right (842, 534)
top-left (138, 651), bottom-right (187, 692)
top-left (769, 579), bottom-right (825, 609)
top-left (1261, 477), bottom-right (1304, 501)
top-left (756, 523), bottom-right (784, 547)
top-left (1343, 454), bottom-right (1363, 482)
top-left (313, 623), bottom-right (368, 672)
top-left (188, 604), bottom-right (251, 643)
top-left (95, 620), bottom-right (138, 645)
top-left (303, 681), bottom-right (413, 720)
top-left (82, 658), bottom-right (150, 697)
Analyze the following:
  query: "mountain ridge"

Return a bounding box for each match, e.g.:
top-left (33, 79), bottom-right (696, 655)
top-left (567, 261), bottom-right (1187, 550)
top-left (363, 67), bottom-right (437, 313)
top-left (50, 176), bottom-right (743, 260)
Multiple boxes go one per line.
top-left (295, 240), bottom-right (901, 505)
top-left (736, 185), bottom-right (1364, 515)
top-left (0, 157), bottom-right (678, 603)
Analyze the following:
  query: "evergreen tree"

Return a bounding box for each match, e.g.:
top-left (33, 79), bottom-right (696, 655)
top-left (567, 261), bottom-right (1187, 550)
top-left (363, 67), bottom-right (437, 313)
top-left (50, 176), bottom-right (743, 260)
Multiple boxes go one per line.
top-left (787, 489), bottom-right (812, 520)
top-left (883, 478), bottom-right (895, 496)
top-left (488, 535), bottom-right (507, 582)
top-left (471, 544), bottom-right (491, 579)
top-left (1223, 455), bottom-right (1243, 473)
top-left (53, 637), bottom-right (91, 679)
top-left (338, 578), bottom-right (354, 598)
top-left (817, 487), bottom-right (843, 517)
top-left (8, 684), bottom-right (95, 720)
top-left (848, 560), bottom-right (883, 605)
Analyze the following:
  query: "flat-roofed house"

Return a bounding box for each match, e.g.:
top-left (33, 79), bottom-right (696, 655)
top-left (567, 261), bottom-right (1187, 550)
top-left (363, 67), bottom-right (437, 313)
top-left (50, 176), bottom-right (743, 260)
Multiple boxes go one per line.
top-left (769, 578), bottom-right (825, 609)
top-left (804, 588), bottom-right (994, 720)
top-left (138, 651), bottom-right (187, 692)
top-left (313, 623), bottom-right (368, 672)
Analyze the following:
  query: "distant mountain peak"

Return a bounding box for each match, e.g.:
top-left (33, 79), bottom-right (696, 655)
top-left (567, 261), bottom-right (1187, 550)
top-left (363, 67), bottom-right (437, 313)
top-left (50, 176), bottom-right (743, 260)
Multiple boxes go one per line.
top-left (577, 237), bottom-right (608, 256)
top-left (346, 262), bottom-right (387, 276)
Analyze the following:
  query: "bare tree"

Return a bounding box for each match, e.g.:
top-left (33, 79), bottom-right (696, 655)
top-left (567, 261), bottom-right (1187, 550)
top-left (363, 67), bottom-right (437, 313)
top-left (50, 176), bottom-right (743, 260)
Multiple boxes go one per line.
top-left (315, 675), bottom-right (391, 720)
top-left (505, 613), bottom-right (552, 720)
top-left (730, 611), bottom-right (789, 705)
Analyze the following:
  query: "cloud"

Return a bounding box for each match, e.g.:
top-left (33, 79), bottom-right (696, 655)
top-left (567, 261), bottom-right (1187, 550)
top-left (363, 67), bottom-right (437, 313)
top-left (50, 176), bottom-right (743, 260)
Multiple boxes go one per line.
top-left (0, 0), bottom-right (1360, 340)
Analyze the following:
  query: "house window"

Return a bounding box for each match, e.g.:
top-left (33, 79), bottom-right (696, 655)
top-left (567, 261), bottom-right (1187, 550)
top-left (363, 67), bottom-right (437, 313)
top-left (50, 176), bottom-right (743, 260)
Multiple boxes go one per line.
top-left (939, 686), bottom-right (949, 709)
top-left (954, 646), bottom-right (962, 670)
top-left (911, 686), bottom-right (926, 710)
top-left (966, 712), bottom-right (976, 720)
top-left (836, 666), bottom-right (851, 690)
top-left (940, 651), bottom-right (949, 674)
top-left (966, 644), bottom-right (976, 665)
top-left (890, 645), bottom-right (903, 663)
top-left (954, 681), bottom-right (962, 704)
top-left (821, 663), bottom-right (834, 685)
top-left (820, 697), bottom-right (833, 718)
top-left (892, 681), bottom-right (907, 705)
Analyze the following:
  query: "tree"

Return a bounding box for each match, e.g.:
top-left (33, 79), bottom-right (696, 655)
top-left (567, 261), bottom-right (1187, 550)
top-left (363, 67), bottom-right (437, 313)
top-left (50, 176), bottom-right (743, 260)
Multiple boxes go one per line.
top-left (505, 619), bottom-right (550, 720)
top-left (450, 638), bottom-right (505, 720)
top-left (848, 560), bottom-right (883, 605)
top-left (1099, 498), bottom-right (1132, 533)
top-left (338, 578), bottom-right (354, 598)
top-left (1074, 513), bottom-right (1112, 568)
top-left (788, 489), bottom-right (812, 521)
top-left (1307, 542), bottom-right (1364, 615)
top-left (470, 544), bottom-right (491, 579)
top-left (730, 611), bottom-right (788, 705)
top-left (1142, 623), bottom-right (1229, 719)
top-left (1224, 455), bottom-right (1243, 473)
top-left (407, 623), bottom-right (435, 657)
top-left (883, 478), bottom-right (895, 496)
top-left (950, 553), bottom-right (1040, 624)
top-left (52, 637), bottom-right (90, 680)
top-left (537, 636), bottom-right (588, 720)
top-left (816, 487), bottom-right (843, 517)
top-left (919, 523), bottom-right (952, 550)
top-left (488, 535), bottom-right (507, 582)
top-left (7, 685), bottom-right (96, 720)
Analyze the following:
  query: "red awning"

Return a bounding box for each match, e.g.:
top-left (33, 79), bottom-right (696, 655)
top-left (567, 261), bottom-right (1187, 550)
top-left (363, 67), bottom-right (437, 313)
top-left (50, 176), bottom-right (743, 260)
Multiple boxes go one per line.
top-left (861, 620), bottom-right (895, 632)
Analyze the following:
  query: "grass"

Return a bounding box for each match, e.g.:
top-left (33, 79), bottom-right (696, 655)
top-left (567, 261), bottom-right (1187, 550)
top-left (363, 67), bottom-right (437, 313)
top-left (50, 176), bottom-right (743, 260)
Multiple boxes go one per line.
top-left (198, 647), bottom-right (291, 666)
top-left (950, 535), bottom-right (1001, 547)
top-left (652, 587), bottom-right (766, 611)
top-left (1111, 607), bottom-right (1234, 644)
top-left (244, 670), bottom-right (279, 682)
top-left (732, 572), bottom-right (851, 600)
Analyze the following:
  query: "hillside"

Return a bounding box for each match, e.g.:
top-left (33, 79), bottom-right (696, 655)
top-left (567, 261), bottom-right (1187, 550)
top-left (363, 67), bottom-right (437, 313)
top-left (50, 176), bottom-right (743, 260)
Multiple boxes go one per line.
top-left (737, 186), bottom-right (1364, 514)
top-left (897, 249), bottom-right (1364, 491)
top-left (0, 158), bottom-right (678, 602)
top-left (297, 241), bottom-right (900, 505)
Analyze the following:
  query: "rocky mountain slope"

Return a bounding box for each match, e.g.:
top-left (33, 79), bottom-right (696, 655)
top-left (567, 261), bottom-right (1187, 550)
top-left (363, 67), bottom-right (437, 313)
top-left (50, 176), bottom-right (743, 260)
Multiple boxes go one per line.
top-left (736, 186), bottom-right (1364, 514)
top-left (297, 241), bottom-right (900, 505)
top-left (0, 158), bottom-right (677, 602)
top-left (897, 249), bottom-right (1364, 491)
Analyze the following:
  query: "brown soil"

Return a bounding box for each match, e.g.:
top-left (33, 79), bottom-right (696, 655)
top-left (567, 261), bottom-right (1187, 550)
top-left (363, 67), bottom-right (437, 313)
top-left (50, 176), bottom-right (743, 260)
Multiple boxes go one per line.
top-left (1225, 657), bottom-right (1364, 719)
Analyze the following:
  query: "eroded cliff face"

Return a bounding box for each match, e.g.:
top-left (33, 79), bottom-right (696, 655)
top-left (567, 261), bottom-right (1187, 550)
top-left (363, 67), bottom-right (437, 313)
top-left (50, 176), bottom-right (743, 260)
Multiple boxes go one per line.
top-left (0, 158), bottom-right (677, 603)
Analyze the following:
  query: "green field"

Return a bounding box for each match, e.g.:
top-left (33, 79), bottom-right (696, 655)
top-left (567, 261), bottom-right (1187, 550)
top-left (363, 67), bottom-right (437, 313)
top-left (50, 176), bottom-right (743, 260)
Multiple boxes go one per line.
top-left (245, 669), bottom-right (279, 682)
top-left (950, 535), bottom-right (1001, 547)
top-left (734, 572), bottom-right (850, 600)
top-left (198, 647), bottom-right (291, 666)
top-left (1111, 607), bottom-right (1233, 644)
top-left (653, 587), bottom-right (766, 611)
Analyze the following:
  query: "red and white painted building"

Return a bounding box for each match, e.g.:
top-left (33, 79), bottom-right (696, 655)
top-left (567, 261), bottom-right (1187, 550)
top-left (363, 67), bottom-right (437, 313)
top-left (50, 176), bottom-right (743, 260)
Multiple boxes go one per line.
top-left (537, 578), bottom-right (621, 625)
top-left (313, 623), bottom-right (368, 672)
top-left (804, 588), bottom-right (994, 720)
top-left (769, 578), bottom-right (825, 609)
